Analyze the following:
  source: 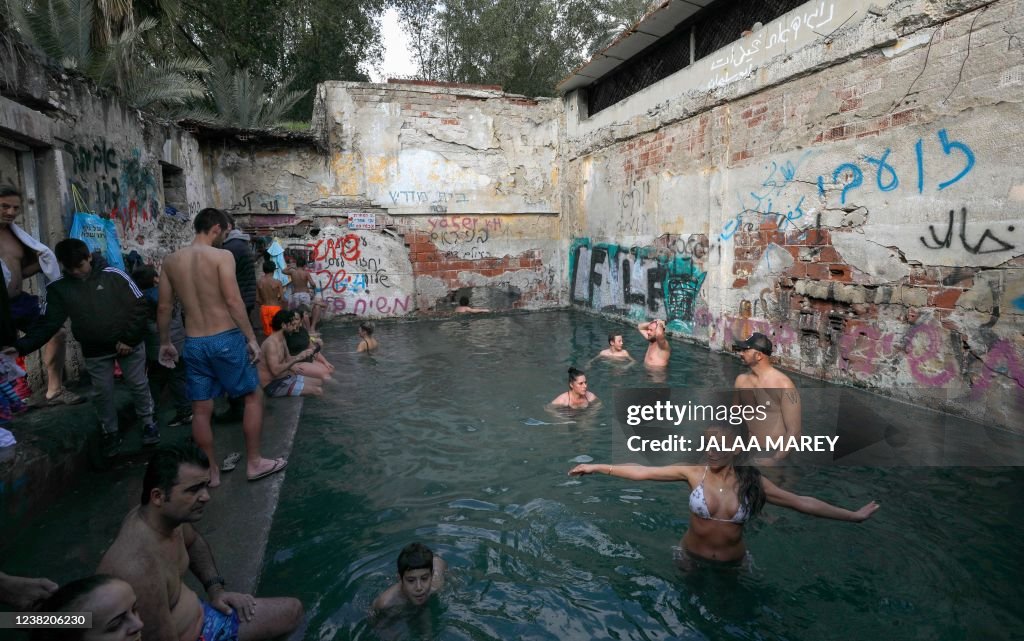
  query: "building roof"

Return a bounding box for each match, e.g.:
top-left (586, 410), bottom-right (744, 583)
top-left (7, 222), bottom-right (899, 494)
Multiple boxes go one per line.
top-left (557, 0), bottom-right (715, 94)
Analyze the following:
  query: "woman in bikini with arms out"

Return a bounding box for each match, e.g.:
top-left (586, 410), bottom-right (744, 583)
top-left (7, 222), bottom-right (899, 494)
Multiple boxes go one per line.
top-left (550, 367), bottom-right (599, 409)
top-left (569, 423), bottom-right (878, 566)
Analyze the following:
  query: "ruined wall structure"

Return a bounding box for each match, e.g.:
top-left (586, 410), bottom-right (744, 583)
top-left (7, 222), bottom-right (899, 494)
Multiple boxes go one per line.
top-left (207, 80), bottom-right (563, 317)
top-left (562, 0), bottom-right (1024, 428)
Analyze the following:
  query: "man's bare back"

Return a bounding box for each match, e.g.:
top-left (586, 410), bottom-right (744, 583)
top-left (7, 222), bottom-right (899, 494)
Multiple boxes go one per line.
top-left (98, 508), bottom-right (202, 641)
top-left (161, 245), bottom-right (241, 338)
top-left (257, 274), bottom-right (284, 307)
top-left (287, 267), bottom-right (313, 295)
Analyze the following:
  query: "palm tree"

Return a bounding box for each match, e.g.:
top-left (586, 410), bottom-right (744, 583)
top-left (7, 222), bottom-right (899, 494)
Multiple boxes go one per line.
top-left (183, 57), bottom-right (308, 130)
top-left (5, 0), bottom-right (207, 108)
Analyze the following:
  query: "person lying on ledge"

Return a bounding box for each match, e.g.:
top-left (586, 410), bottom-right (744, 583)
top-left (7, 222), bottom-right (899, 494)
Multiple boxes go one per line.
top-left (549, 367), bottom-right (599, 410)
top-left (454, 296), bottom-right (489, 313)
top-left (568, 423), bottom-right (879, 568)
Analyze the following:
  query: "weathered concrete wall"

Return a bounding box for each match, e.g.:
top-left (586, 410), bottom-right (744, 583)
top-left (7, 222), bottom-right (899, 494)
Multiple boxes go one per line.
top-left (206, 80), bottom-right (563, 315)
top-left (562, 0), bottom-right (1024, 429)
top-left (2, 36), bottom-right (204, 386)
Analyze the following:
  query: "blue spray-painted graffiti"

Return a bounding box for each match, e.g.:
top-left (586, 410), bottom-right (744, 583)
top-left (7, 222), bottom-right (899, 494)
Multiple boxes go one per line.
top-left (722, 128), bottom-right (977, 240)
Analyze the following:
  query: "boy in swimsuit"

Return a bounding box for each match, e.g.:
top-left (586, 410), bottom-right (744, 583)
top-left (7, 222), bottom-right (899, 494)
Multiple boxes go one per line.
top-left (256, 261), bottom-right (284, 337)
top-left (372, 543), bottom-right (447, 612)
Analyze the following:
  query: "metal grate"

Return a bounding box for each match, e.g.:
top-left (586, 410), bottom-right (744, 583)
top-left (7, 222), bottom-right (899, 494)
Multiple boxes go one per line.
top-left (588, 0), bottom-right (808, 116)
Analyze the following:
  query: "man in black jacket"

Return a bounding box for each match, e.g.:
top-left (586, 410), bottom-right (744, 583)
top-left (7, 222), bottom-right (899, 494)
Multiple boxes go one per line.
top-left (16, 239), bottom-right (157, 456)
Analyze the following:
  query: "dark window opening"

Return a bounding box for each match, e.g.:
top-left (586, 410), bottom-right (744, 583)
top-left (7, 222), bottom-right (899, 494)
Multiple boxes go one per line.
top-left (160, 162), bottom-right (186, 218)
top-left (587, 0), bottom-right (809, 116)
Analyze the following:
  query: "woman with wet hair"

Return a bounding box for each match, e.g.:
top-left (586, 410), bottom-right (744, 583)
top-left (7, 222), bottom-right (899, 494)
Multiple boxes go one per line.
top-left (569, 423), bottom-right (879, 568)
top-left (550, 367), bottom-right (599, 409)
top-left (32, 575), bottom-right (143, 641)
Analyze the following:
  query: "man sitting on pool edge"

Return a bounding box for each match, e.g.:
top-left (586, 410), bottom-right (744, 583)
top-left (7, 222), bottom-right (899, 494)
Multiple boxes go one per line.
top-left (372, 543), bottom-right (447, 612)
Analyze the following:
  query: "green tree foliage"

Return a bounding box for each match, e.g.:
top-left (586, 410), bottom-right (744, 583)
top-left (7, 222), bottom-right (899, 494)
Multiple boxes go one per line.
top-left (5, 0), bottom-right (207, 108)
top-left (394, 0), bottom-right (654, 97)
top-left (166, 0), bottom-right (386, 120)
top-left (182, 57), bottom-right (307, 129)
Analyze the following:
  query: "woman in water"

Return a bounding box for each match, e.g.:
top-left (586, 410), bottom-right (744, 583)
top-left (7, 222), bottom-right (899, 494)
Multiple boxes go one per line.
top-left (32, 574), bottom-right (143, 641)
top-left (568, 424), bottom-right (878, 566)
top-left (550, 367), bottom-right (599, 409)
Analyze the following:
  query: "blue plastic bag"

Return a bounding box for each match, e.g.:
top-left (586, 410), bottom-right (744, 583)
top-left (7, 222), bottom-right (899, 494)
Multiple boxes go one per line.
top-left (69, 212), bottom-right (125, 270)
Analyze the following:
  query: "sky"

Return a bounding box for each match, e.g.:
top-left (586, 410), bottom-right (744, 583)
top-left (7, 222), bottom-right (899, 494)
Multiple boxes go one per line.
top-left (368, 8), bottom-right (418, 83)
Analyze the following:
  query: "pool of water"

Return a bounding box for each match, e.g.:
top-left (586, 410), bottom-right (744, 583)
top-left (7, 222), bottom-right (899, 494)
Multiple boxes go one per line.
top-left (263, 311), bottom-right (1024, 640)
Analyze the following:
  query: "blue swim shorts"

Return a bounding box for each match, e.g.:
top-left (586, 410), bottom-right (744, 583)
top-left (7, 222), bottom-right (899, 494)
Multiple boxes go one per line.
top-left (183, 328), bottom-right (259, 401)
top-left (199, 600), bottom-right (240, 641)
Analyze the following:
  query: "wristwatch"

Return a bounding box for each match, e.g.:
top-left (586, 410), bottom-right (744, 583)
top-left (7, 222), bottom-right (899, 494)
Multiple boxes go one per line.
top-left (203, 576), bottom-right (226, 591)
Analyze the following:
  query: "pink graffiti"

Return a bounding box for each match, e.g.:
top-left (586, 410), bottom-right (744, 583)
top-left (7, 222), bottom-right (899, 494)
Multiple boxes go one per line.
top-left (324, 295), bottom-right (411, 316)
top-left (971, 339), bottom-right (1024, 396)
top-left (905, 323), bottom-right (958, 386)
top-left (838, 324), bottom-right (897, 377)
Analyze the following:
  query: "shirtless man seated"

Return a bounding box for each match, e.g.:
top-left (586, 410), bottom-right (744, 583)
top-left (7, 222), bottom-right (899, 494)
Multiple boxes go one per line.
top-left (98, 444), bottom-right (303, 641)
top-left (733, 332), bottom-right (801, 465)
top-left (595, 332), bottom-right (633, 362)
top-left (158, 208), bottom-right (286, 486)
top-left (258, 310), bottom-right (323, 398)
top-left (638, 319), bottom-right (670, 368)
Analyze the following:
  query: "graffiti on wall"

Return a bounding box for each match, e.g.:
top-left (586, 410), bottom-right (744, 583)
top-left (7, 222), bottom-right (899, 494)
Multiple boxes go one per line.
top-left (303, 228), bottom-right (412, 318)
top-left (568, 235), bottom-right (710, 333)
top-left (227, 191), bottom-right (289, 213)
top-left (64, 140), bottom-right (167, 238)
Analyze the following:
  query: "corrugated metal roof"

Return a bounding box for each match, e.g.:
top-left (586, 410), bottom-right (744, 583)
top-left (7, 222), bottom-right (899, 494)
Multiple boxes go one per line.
top-left (557, 0), bottom-right (716, 94)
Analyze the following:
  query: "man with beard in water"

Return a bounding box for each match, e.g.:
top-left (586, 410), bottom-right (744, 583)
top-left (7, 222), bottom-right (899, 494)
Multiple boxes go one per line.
top-left (638, 319), bottom-right (670, 369)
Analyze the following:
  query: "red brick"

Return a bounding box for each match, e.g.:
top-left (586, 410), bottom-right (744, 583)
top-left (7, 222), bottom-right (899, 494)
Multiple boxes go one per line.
top-left (759, 218), bottom-right (779, 231)
top-left (760, 230), bottom-right (786, 245)
top-left (787, 262), bottom-right (808, 278)
top-left (732, 260), bottom-right (754, 275)
top-left (840, 97), bottom-right (862, 112)
top-left (814, 246), bottom-right (842, 263)
top-left (828, 264), bottom-right (853, 282)
top-left (806, 263), bottom-right (830, 280)
top-left (892, 109), bottom-right (917, 126)
top-left (909, 266), bottom-right (938, 286)
top-left (784, 245), bottom-right (802, 260)
top-left (826, 125), bottom-right (846, 141)
top-left (929, 288), bottom-right (962, 309)
top-left (748, 115), bottom-right (765, 127)
top-left (732, 278), bottom-right (749, 288)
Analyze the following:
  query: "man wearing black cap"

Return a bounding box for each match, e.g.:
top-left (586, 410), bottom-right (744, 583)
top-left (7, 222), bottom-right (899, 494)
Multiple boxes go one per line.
top-left (733, 332), bottom-right (801, 464)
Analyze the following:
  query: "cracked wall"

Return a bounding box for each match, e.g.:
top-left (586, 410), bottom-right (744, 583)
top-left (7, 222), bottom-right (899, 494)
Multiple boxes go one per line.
top-left (562, 0), bottom-right (1024, 430)
top-left (207, 81), bottom-right (563, 315)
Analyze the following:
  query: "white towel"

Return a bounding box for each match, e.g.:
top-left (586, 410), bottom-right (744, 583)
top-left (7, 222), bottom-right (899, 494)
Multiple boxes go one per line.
top-left (0, 223), bottom-right (61, 286)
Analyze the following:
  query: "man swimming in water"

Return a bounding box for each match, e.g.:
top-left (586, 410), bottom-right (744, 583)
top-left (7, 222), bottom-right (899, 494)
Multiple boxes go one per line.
top-left (733, 332), bottom-right (801, 464)
top-left (638, 319), bottom-right (670, 368)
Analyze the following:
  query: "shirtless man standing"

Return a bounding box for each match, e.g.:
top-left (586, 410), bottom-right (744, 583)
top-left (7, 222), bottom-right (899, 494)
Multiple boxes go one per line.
top-left (0, 186), bottom-right (82, 405)
top-left (282, 257), bottom-right (315, 311)
top-left (256, 262), bottom-right (284, 338)
top-left (258, 310), bottom-right (323, 398)
top-left (733, 332), bottom-right (801, 464)
top-left (637, 319), bottom-right (670, 368)
top-left (98, 444), bottom-right (303, 641)
top-left (158, 208), bottom-right (286, 486)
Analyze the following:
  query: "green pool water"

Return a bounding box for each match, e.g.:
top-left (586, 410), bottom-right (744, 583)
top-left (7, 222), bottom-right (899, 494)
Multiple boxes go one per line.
top-left (263, 311), bottom-right (1023, 641)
